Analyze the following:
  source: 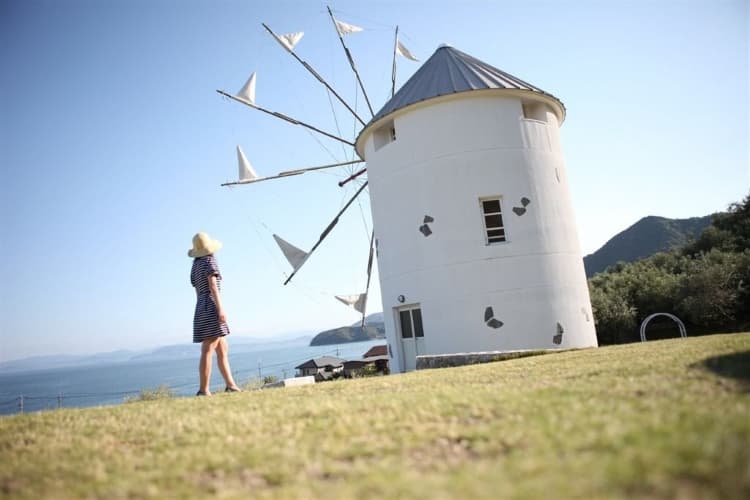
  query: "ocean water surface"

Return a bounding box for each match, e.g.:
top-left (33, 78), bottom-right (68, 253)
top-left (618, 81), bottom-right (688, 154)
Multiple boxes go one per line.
top-left (0, 338), bottom-right (384, 415)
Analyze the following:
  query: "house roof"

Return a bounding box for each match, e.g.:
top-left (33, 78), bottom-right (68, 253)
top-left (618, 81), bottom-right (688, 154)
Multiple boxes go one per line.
top-left (295, 356), bottom-right (346, 370)
top-left (362, 344), bottom-right (387, 358)
top-left (343, 355), bottom-right (389, 368)
top-left (369, 45), bottom-right (564, 124)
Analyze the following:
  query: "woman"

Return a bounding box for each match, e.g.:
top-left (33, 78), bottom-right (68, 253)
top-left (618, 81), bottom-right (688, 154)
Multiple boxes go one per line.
top-left (188, 232), bottom-right (241, 395)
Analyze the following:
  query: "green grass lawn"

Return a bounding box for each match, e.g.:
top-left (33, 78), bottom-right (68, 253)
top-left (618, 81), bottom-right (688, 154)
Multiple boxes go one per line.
top-left (2, 333), bottom-right (748, 499)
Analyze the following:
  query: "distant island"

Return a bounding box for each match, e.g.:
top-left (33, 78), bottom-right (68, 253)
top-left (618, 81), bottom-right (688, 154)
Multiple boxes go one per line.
top-left (309, 312), bottom-right (385, 346)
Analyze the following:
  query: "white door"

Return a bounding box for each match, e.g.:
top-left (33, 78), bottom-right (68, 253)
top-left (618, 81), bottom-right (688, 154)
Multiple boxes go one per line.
top-left (397, 305), bottom-right (425, 372)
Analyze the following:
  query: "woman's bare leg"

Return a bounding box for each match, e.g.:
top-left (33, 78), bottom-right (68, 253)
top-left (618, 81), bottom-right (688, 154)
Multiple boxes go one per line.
top-left (216, 337), bottom-right (239, 390)
top-left (199, 337), bottom-right (220, 394)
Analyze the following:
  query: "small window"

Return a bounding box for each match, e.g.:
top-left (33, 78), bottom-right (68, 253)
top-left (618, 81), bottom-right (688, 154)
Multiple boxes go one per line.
top-left (399, 310), bottom-right (413, 338)
top-left (412, 309), bottom-right (424, 338)
top-left (374, 120), bottom-right (396, 150)
top-left (522, 101), bottom-right (548, 122)
top-left (480, 197), bottom-right (507, 244)
top-left (399, 306), bottom-right (424, 339)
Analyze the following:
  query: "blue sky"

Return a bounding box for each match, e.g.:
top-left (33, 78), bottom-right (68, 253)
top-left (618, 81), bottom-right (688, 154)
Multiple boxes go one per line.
top-left (1, 0), bottom-right (747, 362)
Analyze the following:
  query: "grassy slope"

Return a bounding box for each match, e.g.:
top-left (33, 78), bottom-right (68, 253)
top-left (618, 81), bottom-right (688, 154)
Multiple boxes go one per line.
top-left (1, 333), bottom-right (748, 499)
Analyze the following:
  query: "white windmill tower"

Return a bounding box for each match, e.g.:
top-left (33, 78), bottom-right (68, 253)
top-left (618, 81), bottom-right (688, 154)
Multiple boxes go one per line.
top-left (355, 45), bottom-right (598, 373)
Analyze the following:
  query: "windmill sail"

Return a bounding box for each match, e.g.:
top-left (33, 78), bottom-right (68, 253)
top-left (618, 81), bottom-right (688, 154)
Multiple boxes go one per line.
top-left (335, 293), bottom-right (367, 314)
top-left (236, 146), bottom-right (258, 182)
top-left (272, 31), bottom-right (304, 52)
top-left (396, 40), bottom-right (418, 61)
top-left (236, 72), bottom-right (256, 104)
top-left (334, 19), bottom-right (363, 36)
top-left (273, 234), bottom-right (309, 271)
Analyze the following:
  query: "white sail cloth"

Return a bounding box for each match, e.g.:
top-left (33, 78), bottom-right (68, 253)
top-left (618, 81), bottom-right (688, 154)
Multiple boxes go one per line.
top-left (236, 72), bottom-right (256, 104)
top-left (273, 235), bottom-right (309, 270)
top-left (396, 40), bottom-right (418, 61)
top-left (273, 31), bottom-right (304, 52)
top-left (334, 19), bottom-right (363, 36)
top-left (335, 293), bottom-right (367, 314)
top-left (236, 146), bottom-right (258, 182)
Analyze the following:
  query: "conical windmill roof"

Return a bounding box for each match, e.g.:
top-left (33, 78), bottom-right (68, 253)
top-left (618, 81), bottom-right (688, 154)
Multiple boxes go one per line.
top-left (366, 45), bottom-right (565, 128)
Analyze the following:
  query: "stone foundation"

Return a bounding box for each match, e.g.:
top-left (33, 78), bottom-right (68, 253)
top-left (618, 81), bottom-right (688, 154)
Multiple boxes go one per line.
top-left (416, 349), bottom-right (560, 370)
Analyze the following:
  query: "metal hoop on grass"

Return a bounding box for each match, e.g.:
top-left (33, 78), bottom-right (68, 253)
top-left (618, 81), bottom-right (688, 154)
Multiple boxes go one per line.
top-left (639, 313), bottom-right (687, 342)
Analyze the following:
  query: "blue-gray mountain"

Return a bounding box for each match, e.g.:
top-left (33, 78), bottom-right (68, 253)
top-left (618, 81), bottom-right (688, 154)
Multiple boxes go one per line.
top-left (583, 215), bottom-right (713, 277)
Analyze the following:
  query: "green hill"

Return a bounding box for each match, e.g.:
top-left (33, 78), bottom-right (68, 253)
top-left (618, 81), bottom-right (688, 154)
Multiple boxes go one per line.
top-left (584, 214), bottom-right (713, 277)
top-left (1, 333), bottom-right (748, 499)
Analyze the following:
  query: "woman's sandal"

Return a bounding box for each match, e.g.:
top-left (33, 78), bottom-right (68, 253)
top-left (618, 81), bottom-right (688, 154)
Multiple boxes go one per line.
top-left (196, 390), bottom-right (210, 396)
top-left (225, 386), bottom-right (242, 393)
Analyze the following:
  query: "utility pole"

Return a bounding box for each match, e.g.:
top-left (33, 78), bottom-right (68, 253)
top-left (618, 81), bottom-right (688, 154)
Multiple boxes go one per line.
top-left (18, 395), bottom-right (23, 414)
top-left (57, 392), bottom-right (63, 409)
top-left (258, 360), bottom-right (262, 381)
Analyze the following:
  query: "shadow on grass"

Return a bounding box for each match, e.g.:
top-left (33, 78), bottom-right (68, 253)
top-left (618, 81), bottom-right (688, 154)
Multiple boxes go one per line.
top-left (697, 350), bottom-right (750, 391)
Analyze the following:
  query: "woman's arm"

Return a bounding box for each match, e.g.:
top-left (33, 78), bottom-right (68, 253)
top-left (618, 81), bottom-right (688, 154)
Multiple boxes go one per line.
top-left (208, 274), bottom-right (227, 324)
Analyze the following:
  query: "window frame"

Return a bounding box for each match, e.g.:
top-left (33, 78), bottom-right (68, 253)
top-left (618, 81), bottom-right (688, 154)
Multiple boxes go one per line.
top-left (479, 196), bottom-right (508, 245)
top-left (398, 305), bottom-right (424, 339)
top-left (373, 120), bottom-right (396, 151)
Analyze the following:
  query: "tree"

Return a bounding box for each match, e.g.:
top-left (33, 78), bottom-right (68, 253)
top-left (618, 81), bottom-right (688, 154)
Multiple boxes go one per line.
top-left (589, 275), bottom-right (638, 344)
top-left (684, 192), bottom-right (750, 255)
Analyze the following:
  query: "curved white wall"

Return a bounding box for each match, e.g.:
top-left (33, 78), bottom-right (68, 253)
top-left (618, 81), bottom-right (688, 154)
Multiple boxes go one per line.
top-left (362, 92), bottom-right (597, 373)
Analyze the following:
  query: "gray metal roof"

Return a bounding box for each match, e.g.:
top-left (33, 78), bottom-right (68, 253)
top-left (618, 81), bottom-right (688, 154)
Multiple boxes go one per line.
top-left (295, 356), bottom-right (346, 370)
top-left (370, 45), bottom-right (563, 124)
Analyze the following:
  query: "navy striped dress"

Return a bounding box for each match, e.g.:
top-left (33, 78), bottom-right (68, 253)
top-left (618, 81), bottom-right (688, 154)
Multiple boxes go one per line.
top-left (191, 255), bottom-right (230, 343)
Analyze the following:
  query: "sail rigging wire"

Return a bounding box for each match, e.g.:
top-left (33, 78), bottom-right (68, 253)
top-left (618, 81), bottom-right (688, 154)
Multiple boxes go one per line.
top-left (351, 80), bottom-right (358, 163)
top-left (302, 125), bottom-right (340, 164)
top-left (324, 87), bottom-right (350, 161)
top-left (326, 5), bottom-right (374, 117)
top-left (285, 68), bottom-right (343, 165)
top-left (283, 181), bottom-right (369, 285)
top-left (262, 23), bottom-right (366, 127)
top-left (216, 90), bottom-right (354, 146)
top-left (359, 229), bottom-right (376, 326)
top-left (391, 25), bottom-right (399, 98)
top-left (355, 187), bottom-right (371, 240)
top-left (327, 9), bottom-right (394, 30)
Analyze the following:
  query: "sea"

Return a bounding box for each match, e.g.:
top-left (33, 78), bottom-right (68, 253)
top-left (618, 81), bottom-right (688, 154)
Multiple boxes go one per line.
top-left (0, 338), bottom-right (384, 416)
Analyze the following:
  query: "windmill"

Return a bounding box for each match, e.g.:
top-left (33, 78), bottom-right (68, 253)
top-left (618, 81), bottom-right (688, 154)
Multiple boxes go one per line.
top-left (217, 8), bottom-right (598, 373)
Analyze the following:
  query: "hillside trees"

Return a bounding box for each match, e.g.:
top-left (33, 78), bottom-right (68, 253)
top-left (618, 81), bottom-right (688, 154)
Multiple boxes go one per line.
top-left (589, 193), bottom-right (750, 344)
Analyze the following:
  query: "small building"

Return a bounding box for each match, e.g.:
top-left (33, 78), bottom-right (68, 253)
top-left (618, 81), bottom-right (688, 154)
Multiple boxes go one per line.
top-left (295, 356), bottom-right (346, 381)
top-left (342, 344), bottom-right (390, 376)
top-left (362, 345), bottom-right (387, 358)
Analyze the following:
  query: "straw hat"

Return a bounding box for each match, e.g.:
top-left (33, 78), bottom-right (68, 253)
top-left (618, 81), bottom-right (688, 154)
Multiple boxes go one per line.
top-left (188, 232), bottom-right (223, 258)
